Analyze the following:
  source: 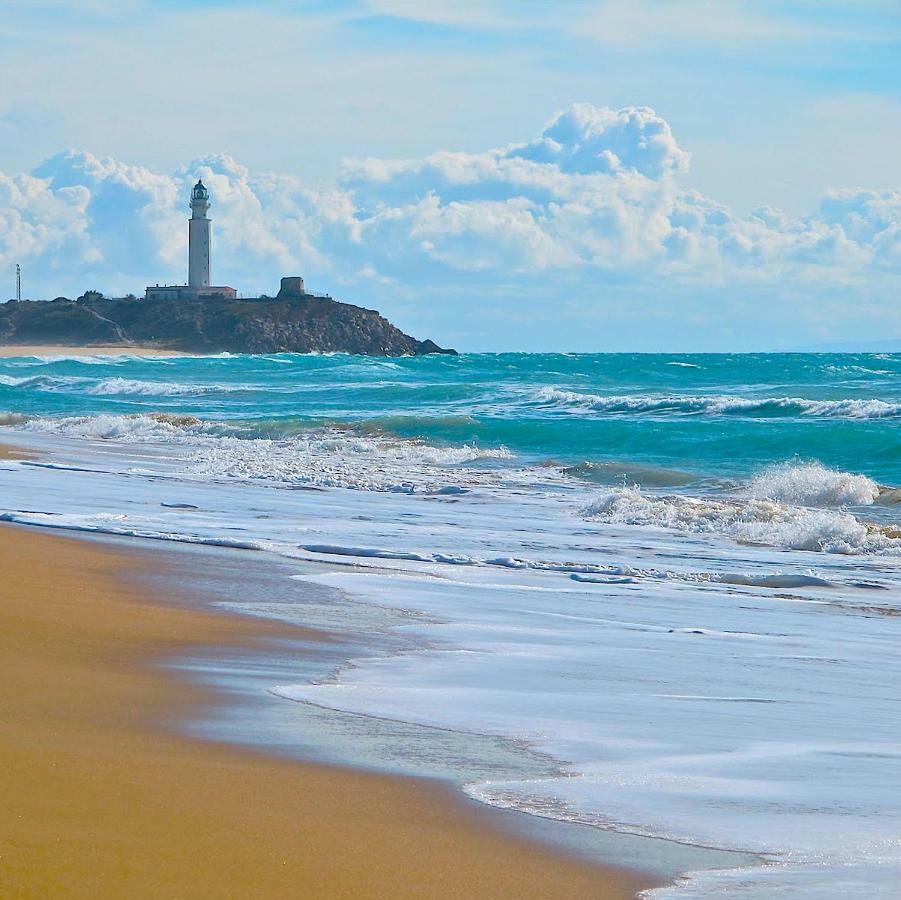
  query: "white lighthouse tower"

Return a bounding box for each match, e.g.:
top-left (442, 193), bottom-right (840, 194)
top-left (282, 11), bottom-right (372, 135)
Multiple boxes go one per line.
top-left (188, 180), bottom-right (211, 288)
top-left (145, 179), bottom-right (235, 301)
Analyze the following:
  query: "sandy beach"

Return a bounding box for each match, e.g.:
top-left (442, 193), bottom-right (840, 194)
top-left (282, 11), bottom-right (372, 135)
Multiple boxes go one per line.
top-left (3, 345), bottom-right (900, 898)
top-left (0, 345), bottom-right (183, 357)
top-left (0, 513), bottom-right (652, 898)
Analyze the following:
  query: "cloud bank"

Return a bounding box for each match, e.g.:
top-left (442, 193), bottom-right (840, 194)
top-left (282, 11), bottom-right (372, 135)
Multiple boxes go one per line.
top-left (1, 104), bottom-right (899, 350)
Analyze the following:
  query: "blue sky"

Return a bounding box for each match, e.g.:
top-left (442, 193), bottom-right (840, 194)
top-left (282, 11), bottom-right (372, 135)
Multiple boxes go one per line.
top-left (0, 0), bottom-right (899, 350)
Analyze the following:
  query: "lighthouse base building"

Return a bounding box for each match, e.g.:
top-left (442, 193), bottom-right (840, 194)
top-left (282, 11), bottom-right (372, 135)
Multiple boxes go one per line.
top-left (145, 179), bottom-right (236, 301)
top-left (144, 284), bottom-right (237, 301)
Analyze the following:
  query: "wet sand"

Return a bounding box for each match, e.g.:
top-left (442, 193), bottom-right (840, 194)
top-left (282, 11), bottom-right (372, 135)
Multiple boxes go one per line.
top-left (0, 518), bottom-right (656, 899)
top-left (0, 344), bottom-right (183, 357)
top-left (0, 444), bottom-right (31, 459)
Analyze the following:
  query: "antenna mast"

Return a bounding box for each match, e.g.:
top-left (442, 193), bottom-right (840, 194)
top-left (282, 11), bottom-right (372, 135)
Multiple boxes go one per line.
top-left (15, 264), bottom-right (21, 302)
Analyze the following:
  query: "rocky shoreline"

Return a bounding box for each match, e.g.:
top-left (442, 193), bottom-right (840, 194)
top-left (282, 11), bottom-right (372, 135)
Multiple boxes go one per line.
top-left (0, 291), bottom-right (455, 357)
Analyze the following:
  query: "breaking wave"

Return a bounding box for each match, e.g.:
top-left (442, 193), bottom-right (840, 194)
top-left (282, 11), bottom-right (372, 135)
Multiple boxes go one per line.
top-left (743, 462), bottom-right (880, 507)
top-left (16, 412), bottom-right (515, 492)
top-left (1, 373), bottom-right (243, 396)
top-left (20, 412), bottom-right (212, 441)
top-left (190, 432), bottom-right (514, 492)
top-left (582, 477), bottom-right (900, 555)
top-left (84, 377), bottom-right (244, 396)
top-left (532, 387), bottom-right (901, 419)
top-left (0, 374), bottom-right (73, 390)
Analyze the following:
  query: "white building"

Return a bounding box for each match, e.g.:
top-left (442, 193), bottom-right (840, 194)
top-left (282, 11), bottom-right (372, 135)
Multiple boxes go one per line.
top-left (188, 180), bottom-right (211, 288)
top-left (145, 180), bottom-right (236, 301)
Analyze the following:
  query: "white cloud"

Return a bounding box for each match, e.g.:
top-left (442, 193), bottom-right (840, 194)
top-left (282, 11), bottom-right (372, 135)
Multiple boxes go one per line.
top-left (337, 104), bottom-right (898, 282)
top-left (1, 103), bottom-right (899, 348)
top-left (508, 104), bottom-right (690, 178)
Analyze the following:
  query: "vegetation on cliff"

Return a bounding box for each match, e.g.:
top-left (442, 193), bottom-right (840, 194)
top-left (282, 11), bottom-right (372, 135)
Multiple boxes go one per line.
top-left (0, 294), bottom-right (455, 356)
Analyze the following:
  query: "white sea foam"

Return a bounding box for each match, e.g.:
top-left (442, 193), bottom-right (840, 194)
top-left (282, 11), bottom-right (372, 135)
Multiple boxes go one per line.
top-left (532, 387), bottom-right (901, 418)
top-left (85, 377), bottom-right (243, 396)
top-left (2, 374), bottom-right (240, 396)
top-left (192, 432), bottom-right (514, 492)
top-left (3, 424), bottom-right (901, 900)
top-left (21, 412), bottom-right (203, 441)
top-left (582, 484), bottom-right (896, 553)
top-left (299, 545), bottom-right (848, 590)
top-left (744, 462), bottom-right (880, 507)
top-left (18, 412), bottom-right (515, 492)
top-left (825, 364), bottom-right (895, 376)
top-left (3, 349), bottom-right (901, 898)
top-left (0, 352), bottom-right (191, 363)
top-left (0, 374), bottom-right (77, 390)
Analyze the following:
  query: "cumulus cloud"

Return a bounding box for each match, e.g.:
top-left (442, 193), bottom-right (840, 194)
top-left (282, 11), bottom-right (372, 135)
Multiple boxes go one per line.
top-left (1, 103), bottom-right (899, 347)
top-left (336, 104), bottom-right (897, 283)
top-left (509, 104), bottom-right (690, 178)
top-left (32, 150), bottom-right (182, 278)
top-left (0, 171), bottom-right (93, 279)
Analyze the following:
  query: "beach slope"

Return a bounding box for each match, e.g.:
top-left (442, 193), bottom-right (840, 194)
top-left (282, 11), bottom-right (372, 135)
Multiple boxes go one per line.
top-left (0, 520), bottom-right (649, 899)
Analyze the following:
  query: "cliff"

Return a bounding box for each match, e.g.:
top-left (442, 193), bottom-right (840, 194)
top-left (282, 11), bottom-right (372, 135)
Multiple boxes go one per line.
top-left (0, 294), bottom-right (455, 356)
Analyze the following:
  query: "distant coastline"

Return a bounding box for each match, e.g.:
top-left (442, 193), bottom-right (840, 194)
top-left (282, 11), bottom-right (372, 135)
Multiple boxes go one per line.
top-left (0, 344), bottom-right (183, 358)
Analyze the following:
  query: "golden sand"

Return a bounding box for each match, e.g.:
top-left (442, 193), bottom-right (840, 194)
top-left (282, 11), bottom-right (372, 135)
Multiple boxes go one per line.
top-left (0, 444), bottom-right (31, 459)
top-left (0, 521), bottom-right (654, 899)
top-left (0, 344), bottom-right (183, 357)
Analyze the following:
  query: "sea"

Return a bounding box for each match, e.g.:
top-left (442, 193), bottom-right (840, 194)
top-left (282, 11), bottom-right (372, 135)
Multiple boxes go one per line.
top-left (1, 350), bottom-right (900, 897)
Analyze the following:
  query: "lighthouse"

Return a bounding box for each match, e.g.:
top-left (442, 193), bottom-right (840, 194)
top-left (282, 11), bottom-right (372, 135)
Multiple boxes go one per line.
top-left (145, 180), bottom-right (236, 301)
top-left (188, 180), bottom-right (211, 288)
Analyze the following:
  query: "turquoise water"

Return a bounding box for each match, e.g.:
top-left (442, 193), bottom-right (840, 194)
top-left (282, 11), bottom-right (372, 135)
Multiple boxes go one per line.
top-left (3, 350), bottom-right (901, 897)
top-left (2, 351), bottom-right (899, 484)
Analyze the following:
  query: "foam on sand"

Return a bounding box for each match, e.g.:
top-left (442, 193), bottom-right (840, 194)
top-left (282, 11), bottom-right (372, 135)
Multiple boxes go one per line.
top-left (2, 348), bottom-right (901, 900)
top-left (0, 524), bottom-right (640, 899)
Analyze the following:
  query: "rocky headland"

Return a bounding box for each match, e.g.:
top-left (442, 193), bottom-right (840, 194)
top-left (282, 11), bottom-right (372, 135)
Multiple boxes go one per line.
top-left (0, 281), bottom-right (454, 356)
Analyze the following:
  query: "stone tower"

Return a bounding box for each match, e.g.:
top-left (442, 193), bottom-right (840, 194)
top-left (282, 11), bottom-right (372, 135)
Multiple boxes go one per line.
top-left (188, 180), bottom-right (211, 288)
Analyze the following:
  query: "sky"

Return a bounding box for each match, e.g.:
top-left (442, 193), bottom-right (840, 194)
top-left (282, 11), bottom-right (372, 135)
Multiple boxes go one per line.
top-left (0, 0), bottom-right (899, 351)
